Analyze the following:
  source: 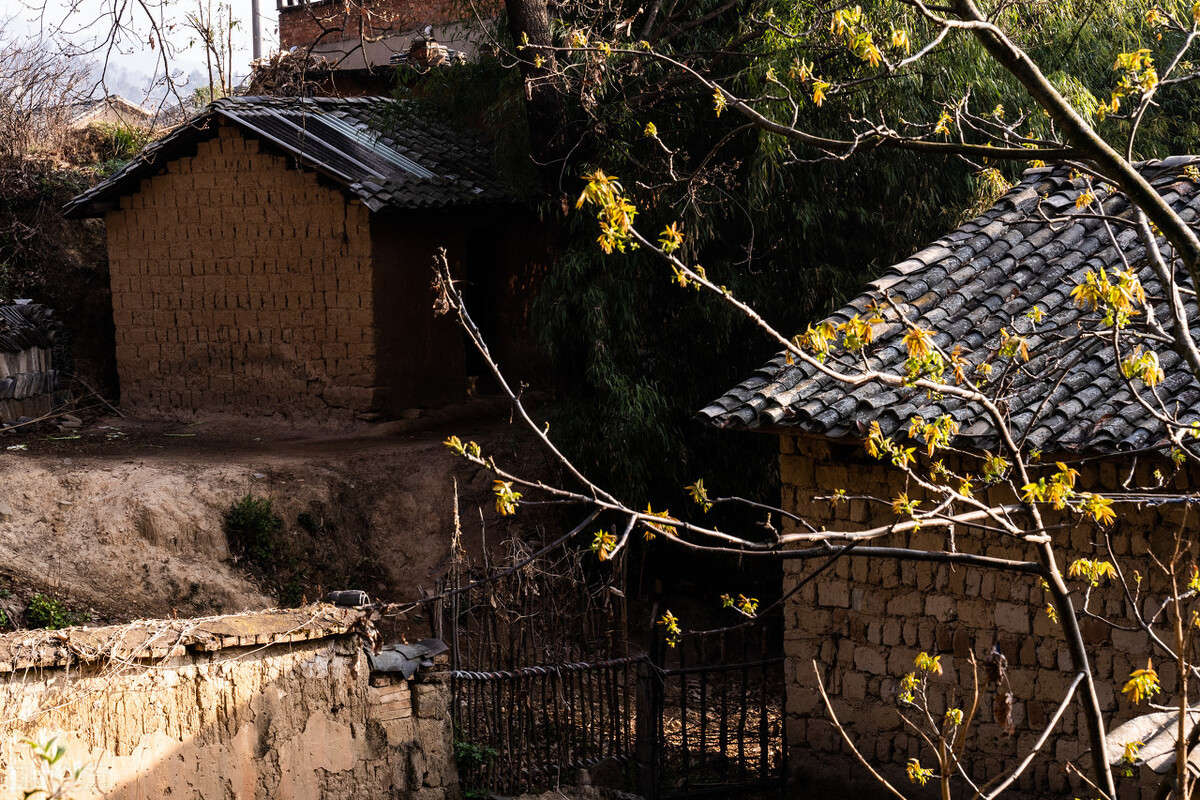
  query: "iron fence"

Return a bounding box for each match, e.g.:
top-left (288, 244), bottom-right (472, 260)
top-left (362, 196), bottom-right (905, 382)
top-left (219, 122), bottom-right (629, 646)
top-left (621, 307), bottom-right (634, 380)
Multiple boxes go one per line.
top-left (451, 656), bottom-right (640, 795)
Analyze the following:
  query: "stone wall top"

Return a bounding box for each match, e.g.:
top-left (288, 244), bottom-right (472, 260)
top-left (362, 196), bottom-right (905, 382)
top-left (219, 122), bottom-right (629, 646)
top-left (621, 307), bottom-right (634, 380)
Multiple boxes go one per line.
top-left (0, 605), bottom-right (367, 673)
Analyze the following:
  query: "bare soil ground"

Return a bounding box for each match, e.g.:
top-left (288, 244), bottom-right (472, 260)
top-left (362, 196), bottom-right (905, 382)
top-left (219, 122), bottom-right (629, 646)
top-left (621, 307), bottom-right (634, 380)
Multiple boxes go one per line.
top-left (0, 397), bottom-right (563, 631)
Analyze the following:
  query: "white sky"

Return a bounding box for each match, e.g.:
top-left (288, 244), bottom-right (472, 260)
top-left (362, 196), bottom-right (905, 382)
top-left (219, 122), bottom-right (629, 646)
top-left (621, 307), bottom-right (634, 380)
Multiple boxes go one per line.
top-left (3, 0), bottom-right (281, 102)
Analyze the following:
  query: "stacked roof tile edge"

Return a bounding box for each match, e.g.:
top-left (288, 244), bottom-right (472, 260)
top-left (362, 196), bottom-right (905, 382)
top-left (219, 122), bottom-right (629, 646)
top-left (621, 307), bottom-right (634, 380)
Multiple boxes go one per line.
top-left (699, 157), bottom-right (1200, 455)
top-left (63, 95), bottom-right (512, 218)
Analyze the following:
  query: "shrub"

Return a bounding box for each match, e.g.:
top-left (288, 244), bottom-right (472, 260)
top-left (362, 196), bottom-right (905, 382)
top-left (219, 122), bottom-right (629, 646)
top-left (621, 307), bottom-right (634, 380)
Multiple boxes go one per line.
top-left (87, 122), bottom-right (151, 162)
top-left (26, 593), bottom-right (74, 629)
top-left (224, 494), bottom-right (283, 567)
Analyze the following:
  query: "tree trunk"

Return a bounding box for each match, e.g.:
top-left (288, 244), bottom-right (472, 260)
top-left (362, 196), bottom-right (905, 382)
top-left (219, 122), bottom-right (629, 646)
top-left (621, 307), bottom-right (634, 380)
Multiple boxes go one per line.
top-left (504, 0), bottom-right (570, 185)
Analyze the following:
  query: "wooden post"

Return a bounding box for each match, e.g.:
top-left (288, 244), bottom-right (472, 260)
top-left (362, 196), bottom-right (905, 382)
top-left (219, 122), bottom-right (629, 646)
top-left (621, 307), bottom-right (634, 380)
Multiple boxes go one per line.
top-left (636, 658), bottom-right (659, 800)
top-left (636, 606), bottom-right (663, 800)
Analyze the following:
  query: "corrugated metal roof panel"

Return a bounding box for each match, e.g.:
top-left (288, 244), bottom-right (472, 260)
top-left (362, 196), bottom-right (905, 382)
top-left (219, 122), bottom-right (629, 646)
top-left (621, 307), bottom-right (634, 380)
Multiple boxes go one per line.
top-left (63, 96), bottom-right (512, 218)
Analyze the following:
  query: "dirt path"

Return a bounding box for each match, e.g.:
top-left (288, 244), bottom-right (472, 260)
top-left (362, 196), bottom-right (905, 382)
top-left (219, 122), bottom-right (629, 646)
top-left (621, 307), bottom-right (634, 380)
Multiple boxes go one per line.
top-left (0, 398), bottom-right (560, 628)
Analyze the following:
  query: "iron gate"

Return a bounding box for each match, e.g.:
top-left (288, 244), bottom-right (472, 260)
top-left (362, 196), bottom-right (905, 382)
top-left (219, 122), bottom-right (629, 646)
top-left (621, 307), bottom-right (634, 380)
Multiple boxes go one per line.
top-left (450, 630), bottom-right (786, 798)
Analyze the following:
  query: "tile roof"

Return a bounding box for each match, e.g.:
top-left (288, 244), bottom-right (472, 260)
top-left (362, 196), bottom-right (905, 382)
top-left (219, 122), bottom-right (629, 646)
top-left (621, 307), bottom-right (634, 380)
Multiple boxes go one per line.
top-left (0, 303), bottom-right (66, 403)
top-left (64, 94), bottom-right (155, 127)
top-left (699, 157), bottom-right (1200, 455)
top-left (63, 95), bottom-right (512, 218)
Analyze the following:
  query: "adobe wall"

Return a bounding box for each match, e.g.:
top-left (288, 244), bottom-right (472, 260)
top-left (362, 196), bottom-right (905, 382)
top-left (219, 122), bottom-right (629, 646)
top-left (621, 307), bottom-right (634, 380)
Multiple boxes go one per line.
top-left (104, 121), bottom-right (379, 417)
top-left (0, 607), bottom-right (459, 799)
top-left (778, 433), bottom-right (1193, 799)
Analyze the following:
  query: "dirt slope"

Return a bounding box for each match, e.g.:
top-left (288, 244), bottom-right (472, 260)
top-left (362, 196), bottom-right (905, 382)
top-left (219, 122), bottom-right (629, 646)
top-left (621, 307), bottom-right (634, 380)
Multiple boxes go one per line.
top-left (0, 405), bottom-right (557, 625)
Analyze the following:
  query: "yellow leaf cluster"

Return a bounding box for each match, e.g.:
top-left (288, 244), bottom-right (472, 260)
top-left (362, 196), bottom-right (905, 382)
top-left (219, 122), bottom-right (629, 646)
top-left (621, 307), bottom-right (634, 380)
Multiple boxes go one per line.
top-left (576, 170), bottom-right (639, 254)
top-left (1122, 660), bottom-right (1161, 705)
top-left (1067, 557), bottom-right (1117, 587)
top-left (906, 758), bottom-right (934, 786)
top-left (493, 480), bottom-right (522, 516)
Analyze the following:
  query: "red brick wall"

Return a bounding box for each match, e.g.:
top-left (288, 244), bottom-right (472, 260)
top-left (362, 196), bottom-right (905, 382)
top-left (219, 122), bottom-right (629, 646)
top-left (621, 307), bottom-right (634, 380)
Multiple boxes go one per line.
top-left (104, 122), bottom-right (379, 416)
top-left (279, 0), bottom-right (477, 51)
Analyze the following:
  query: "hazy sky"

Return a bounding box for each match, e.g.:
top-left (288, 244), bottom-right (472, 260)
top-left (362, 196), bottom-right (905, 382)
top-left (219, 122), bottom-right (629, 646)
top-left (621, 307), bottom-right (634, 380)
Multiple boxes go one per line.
top-left (4, 0), bottom-right (281, 102)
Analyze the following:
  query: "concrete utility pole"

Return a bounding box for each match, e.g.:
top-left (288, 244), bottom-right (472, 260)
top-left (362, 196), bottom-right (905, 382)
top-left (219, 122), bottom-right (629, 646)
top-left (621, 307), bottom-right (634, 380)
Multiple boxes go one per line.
top-left (251, 0), bottom-right (261, 60)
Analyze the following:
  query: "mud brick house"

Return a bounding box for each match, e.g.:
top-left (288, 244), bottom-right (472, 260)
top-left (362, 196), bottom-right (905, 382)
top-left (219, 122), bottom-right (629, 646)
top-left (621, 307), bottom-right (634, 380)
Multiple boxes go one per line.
top-left (700, 158), bottom-right (1200, 797)
top-left (64, 95), bottom-right (540, 418)
top-left (0, 302), bottom-right (69, 423)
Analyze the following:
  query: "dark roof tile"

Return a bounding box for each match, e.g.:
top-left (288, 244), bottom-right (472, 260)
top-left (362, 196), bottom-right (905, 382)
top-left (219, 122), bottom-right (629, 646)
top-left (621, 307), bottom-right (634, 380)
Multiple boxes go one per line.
top-left (700, 158), bottom-right (1200, 455)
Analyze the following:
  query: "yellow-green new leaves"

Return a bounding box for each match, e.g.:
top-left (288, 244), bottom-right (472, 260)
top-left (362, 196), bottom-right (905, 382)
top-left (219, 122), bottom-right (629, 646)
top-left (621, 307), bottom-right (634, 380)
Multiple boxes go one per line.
top-left (1118, 740), bottom-right (1143, 777)
top-left (713, 89), bottom-right (727, 117)
top-left (1121, 348), bottom-right (1165, 387)
top-left (1021, 462), bottom-right (1079, 509)
top-left (659, 223), bottom-right (684, 254)
top-left (1068, 558), bottom-right (1117, 587)
top-left (720, 593), bottom-right (759, 616)
top-left (791, 315), bottom-right (880, 363)
top-left (902, 327), bottom-right (935, 359)
top-left (830, 5), bottom-right (863, 34)
top-left (891, 492), bottom-right (921, 522)
top-left (865, 421), bottom-right (917, 468)
top-left (944, 707), bottom-right (963, 726)
top-left (642, 504), bottom-right (678, 540)
top-left (906, 759), bottom-right (934, 786)
top-left (685, 478), bottom-right (713, 512)
top-left (899, 671), bottom-right (919, 704)
top-left (1122, 659), bottom-right (1161, 704)
top-left (493, 480), bottom-right (522, 516)
top-left (934, 110), bottom-right (953, 137)
top-left (591, 529), bottom-right (617, 560)
top-left (795, 321), bottom-right (836, 361)
top-left (908, 414), bottom-right (959, 458)
top-left (983, 453), bottom-right (1010, 481)
top-left (915, 651), bottom-right (942, 675)
top-left (444, 435), bottom-right (482, 459)
top-left (1080, 492), bottom-right (1117, 525)
top-left (576, 171), bottom-right (638, 254)
top-left (811, 80), bottom-right (830, 107)
top-left (1072, 267), bottom-right (1146, 328)
top-left (658, 610), bottom-right (681, 647)
top-left (998, 328), bottom-right (1030, 361)
top-left (840, 314), bottom-right (874, 350)
top-left (1021, 463), bottom-right (1116, 524)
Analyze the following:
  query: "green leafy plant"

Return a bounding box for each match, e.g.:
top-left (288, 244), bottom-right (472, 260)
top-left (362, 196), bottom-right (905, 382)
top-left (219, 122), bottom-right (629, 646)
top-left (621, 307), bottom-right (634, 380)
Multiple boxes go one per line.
top-left (224, 494), bottom-right (283, 567)
top-left (22, 737), bottom-right (86, 799)
top-left (453, 736), bottom-right (499, 799)
top-left (25, 594), bottom-right (76, 630)
top-left (86, 122), bottom-right (151, 163)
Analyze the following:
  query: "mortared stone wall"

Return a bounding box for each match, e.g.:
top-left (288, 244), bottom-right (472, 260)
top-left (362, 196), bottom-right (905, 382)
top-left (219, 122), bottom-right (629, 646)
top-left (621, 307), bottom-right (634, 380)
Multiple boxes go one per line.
top-left (778, 432), bottom-right (1192, 799)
